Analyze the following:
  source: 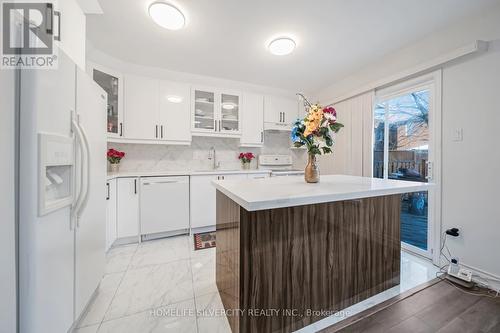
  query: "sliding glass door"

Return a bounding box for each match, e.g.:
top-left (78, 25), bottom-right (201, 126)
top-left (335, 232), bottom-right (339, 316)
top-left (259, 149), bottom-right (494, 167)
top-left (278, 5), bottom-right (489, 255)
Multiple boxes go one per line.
top-left (373, 72), bottom-right (441, 261)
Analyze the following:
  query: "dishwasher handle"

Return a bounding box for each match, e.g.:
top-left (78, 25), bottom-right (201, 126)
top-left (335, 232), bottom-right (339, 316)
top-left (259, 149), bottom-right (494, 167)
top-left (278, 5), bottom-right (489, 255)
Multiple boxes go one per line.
top-left (142, 180), bottom-right (183, 185)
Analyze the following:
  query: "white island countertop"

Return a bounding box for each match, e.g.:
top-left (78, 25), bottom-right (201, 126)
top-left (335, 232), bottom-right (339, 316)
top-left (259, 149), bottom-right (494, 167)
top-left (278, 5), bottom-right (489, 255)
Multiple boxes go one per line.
top-left (212, 174), bottom-right (433, 211)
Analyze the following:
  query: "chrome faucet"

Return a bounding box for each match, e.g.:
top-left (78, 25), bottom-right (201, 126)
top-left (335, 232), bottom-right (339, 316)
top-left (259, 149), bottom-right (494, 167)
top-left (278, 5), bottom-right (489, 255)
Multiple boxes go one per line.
top-left (208, 146), bottom-right (221, 170)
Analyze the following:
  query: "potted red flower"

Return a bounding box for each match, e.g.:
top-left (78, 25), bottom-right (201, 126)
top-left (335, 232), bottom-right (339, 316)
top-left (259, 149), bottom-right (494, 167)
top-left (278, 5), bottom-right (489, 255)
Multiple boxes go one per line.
top-left (107, 148), bottom-right (125, 173)
top-left (238, 152), bottom-right (255, 170)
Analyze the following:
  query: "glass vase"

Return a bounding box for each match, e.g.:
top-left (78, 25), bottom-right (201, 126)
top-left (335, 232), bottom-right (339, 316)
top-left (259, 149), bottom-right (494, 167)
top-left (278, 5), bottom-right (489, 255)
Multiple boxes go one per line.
top-left (304, 154), bottom-right (320, 183)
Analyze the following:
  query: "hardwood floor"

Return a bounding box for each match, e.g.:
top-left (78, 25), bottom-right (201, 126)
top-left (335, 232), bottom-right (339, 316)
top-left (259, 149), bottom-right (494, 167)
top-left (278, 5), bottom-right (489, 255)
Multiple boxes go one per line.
top-left (322, 280), bottom-right (500, 333)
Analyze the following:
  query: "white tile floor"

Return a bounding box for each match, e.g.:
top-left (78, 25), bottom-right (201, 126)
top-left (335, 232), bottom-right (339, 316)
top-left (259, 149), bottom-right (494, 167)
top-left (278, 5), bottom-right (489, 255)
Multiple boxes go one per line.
top-left (75, 235), bottom-right (439, 333)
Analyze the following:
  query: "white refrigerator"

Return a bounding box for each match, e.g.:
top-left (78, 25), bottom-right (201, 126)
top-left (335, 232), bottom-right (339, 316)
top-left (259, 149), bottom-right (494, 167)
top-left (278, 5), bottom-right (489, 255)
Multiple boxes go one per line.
top-left (19, 49), bottom-right (107, 333)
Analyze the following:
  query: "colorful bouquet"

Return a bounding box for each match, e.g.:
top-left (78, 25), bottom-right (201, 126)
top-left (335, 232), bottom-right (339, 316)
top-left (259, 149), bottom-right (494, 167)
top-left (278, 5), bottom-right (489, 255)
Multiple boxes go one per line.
top-left (292, 94), bottom-right (344, 155)
top-left (238, 152), bottom-right (255, 164)
top-left (107, 148), bottom-right (125, 164)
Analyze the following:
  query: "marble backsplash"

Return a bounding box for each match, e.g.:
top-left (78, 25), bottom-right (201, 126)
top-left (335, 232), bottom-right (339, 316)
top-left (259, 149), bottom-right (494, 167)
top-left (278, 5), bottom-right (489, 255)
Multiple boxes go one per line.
top-left (108, 131), bottom-right (307, 172)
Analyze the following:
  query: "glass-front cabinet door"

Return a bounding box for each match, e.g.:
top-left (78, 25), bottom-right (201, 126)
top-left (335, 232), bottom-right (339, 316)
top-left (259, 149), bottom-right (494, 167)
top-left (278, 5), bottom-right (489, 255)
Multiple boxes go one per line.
top-left (193, 89), bottom-right (216, 132)
top-left (90, 63), bottom-right (124, 137)
top-left (220, 93), bottom-right (240, 133)
top-left (192, 87), bottom-right (241, 136)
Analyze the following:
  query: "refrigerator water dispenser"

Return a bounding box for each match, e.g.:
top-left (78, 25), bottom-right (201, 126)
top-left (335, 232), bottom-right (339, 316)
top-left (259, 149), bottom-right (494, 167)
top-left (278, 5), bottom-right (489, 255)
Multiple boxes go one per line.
top-left (38, 133), bottom-right (75, 216)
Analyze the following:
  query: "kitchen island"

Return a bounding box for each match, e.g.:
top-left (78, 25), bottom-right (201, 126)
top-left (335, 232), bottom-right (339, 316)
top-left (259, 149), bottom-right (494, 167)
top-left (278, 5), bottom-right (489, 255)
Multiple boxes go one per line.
top-left (213, 175), bottom-right (431, 333)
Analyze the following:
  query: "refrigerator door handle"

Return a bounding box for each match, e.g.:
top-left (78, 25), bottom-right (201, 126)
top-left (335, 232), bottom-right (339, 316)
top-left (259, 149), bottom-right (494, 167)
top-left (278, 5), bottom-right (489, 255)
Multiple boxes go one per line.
top-left (71, 115), bottom-right (85, 225)
top-left (76, 121), bottom-right (91, 225)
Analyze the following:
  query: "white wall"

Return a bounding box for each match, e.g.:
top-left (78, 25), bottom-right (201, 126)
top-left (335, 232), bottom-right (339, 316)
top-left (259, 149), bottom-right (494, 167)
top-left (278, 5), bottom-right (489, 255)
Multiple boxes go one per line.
top-left (441, 42), bottom-right (500, 280)
top-left (315, 2), bottom-right (500, 104)
top-left (0, 69), bottom-right (17, 332)
top-left (314, 5), bottom-right (500, 285)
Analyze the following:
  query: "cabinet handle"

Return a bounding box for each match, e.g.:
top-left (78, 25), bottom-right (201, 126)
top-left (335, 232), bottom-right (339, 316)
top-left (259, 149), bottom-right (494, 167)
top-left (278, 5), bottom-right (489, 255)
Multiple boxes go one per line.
top-left (119, 123), bottom-right (123, 137)
top-left (134, 179), bottom-right (137, 194)
top-left (161, 125), bottom-right (164, 138)
top-left (155, 125), bottom-right (158, 138)
top-left (283, 112), bottom-right (285, 123)
top-left (261, 131), bottom-right (263, 143)
top-left (106, 182), bottom-right (110, 200)
top-left (219, 120), bottom-right (222, 132)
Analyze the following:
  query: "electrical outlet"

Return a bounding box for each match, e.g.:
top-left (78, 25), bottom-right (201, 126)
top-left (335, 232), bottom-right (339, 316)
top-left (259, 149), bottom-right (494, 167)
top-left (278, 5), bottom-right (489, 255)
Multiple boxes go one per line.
top-left (448, 265), bottom-right (472, 282)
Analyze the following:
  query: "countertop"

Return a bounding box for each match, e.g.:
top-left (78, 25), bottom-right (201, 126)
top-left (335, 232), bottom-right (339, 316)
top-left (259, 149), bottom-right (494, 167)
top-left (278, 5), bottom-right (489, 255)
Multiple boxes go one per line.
top-left (106, 169), bottom-right (271, 180)
top-left (212, 174), bottom-right (433, 211)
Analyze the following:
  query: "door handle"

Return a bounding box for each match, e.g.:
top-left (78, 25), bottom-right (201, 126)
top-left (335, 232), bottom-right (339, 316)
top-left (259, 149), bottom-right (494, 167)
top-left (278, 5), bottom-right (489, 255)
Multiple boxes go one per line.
top-left (54, 11), bottom-right (61, 41)
top-left (106, 183), bottom-right (110, 200)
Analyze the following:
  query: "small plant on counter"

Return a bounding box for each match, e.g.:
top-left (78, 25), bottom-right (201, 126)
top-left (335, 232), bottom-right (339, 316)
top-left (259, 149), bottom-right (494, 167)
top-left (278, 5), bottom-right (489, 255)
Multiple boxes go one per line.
top-left (238, 152), bottom-right (255, 169)
top-left (107, 148), bottom-right (125, 172)
top-left (293, 93), bottom-right (344, 183)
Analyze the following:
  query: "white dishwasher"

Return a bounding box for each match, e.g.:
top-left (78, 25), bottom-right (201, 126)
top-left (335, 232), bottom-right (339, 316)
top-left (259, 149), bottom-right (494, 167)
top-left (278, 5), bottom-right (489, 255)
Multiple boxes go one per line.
top-left (140, 176), bottom-right (190, 238)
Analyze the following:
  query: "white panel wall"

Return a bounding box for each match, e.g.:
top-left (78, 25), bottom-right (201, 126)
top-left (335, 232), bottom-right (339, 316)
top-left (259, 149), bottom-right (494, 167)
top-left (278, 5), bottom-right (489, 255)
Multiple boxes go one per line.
top-left (441, 43), bottom-right (500, 279)
top-left (325, 91), bottom-right (374, 176)
top-left (0, 67), bottom-right (17, 332)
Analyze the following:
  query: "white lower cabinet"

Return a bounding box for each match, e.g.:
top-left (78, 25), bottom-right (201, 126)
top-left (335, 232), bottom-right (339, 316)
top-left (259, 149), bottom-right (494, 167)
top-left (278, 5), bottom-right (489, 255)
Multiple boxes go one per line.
top-left (116, 178), bottom-right (139, 239)
top-left (190, 175), bottom-right (217, 229)
top-left (105, 179), bottom-right (117, 250)
top-left (190, 173), bottom-right (265, 229)
top-left (140, 176), bottom-right (190, 236)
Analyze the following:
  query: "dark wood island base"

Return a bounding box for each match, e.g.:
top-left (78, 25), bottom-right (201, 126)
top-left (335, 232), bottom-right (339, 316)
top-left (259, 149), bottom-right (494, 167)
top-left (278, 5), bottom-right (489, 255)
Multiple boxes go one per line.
top-left (216, 190), bottom-right (401, 333)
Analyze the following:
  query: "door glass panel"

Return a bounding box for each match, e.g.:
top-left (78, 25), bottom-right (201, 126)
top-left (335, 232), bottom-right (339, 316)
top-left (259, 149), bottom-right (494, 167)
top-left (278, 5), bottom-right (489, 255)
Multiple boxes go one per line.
top-left (373, 104), bottom-right (385, 178)
top-left (220, 94), bottom-right (239, 132)
top-left (194, 90), bottom-right (215, 130)
top-left (375, 90), bottom-right (430, 251)
top-left (93, 69), bottom-right (119, 135)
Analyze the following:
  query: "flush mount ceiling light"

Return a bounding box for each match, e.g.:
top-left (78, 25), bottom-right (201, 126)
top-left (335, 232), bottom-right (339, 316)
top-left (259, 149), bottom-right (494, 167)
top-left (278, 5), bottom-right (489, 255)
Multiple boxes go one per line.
top-left (149, 2), bottom-right (186, 30)
top-left (268, 37), bottom-right (296, 56)
top-left (166, 95), bottom-right (183, 103)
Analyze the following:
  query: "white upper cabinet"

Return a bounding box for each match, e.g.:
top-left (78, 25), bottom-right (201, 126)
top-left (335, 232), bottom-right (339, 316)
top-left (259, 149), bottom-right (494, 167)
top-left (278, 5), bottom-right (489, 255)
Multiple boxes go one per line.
top-left (159, 81), bottom-right (191, 143)
top-left (240, 93), bottom-right (264, 147)
top-left (192, 87), bottom-right (241, 137)
top-left (124, 75), bottom-right (159, 140)
top-left (264, 95), bottom-right (299, 130)
top-left (89, 63), bottom-right (124, 138)
top-left (55, 0), bottom-right (86, 69)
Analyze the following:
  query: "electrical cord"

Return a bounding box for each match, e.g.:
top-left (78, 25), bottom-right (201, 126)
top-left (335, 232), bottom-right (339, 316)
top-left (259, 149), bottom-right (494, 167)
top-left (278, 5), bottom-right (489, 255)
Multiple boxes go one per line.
top-left (437, 232), bottom-right (499, 298)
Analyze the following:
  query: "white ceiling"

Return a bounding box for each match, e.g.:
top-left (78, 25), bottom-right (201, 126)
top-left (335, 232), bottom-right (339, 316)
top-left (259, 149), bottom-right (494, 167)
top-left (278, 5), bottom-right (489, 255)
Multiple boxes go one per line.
top-left (87, 0), bottom-right (498, 93)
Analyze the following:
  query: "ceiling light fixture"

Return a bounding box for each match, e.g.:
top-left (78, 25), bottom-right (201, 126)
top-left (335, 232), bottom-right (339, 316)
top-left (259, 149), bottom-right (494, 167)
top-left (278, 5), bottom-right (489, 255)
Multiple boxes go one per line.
top-left (166, 95), bottom-right (183, 103)
top-left (221, 103), bottom-right (235, 110)
top-left (149, 2), bottom-right (186, 30)
top-left (268, 37), bottom-right (296, 56)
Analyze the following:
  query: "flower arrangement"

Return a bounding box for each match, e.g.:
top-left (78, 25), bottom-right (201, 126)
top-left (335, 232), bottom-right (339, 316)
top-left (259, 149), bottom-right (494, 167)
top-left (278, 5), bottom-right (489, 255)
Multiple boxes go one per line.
top-left (238, 152), bottom-right (255, 164)
top-left (292, 94), bottom-right (344, 155)
top-left (107, 148), bottom-right (125, 165)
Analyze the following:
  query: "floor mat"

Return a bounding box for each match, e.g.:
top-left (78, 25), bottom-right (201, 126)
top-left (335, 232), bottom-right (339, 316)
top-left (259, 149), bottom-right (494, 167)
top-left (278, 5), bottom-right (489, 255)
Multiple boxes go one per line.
top-left (193, 231), bottom-right (216, 251)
